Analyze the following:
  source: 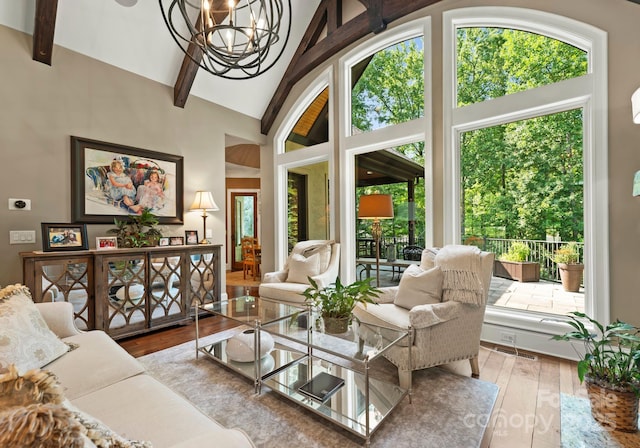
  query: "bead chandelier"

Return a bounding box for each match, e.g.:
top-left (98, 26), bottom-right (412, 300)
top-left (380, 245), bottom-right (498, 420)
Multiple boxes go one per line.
top-left (159, 0), bottom-right (291, 79)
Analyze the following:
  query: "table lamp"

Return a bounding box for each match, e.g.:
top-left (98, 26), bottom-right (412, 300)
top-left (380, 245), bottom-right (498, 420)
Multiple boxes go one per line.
top-left (190, 191), bottom-right (219, 244)
top-left (358, 194), bottom-right (394, 286)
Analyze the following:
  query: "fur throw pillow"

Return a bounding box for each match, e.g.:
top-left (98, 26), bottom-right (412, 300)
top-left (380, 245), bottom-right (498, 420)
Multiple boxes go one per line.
top-left (0, 364), bottom-right (86, 448)
top-left (0, 365), bottom-right (152, 448)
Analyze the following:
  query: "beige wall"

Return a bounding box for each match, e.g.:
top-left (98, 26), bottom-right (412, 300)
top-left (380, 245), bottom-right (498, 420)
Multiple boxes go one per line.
top-left (0, 25), bottom-right (264, 287)
top-left (262, 0), bottom-right (640, 325)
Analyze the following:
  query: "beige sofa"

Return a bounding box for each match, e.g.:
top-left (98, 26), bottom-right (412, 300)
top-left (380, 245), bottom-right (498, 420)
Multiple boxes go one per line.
top-left (34, 300), bottom-right (255, 448)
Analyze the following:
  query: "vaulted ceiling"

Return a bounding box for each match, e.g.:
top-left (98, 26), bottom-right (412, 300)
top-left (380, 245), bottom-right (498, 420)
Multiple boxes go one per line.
top-left (6, 1), bottom-right (637, 136)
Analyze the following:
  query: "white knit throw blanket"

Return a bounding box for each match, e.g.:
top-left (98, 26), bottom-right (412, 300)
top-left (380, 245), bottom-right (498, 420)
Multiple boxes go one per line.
top-left (435, 245), bottom-right (484, 305)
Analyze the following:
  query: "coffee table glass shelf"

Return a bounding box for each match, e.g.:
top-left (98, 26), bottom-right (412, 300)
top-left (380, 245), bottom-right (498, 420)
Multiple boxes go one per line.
top-left (195, 295), bottom-right (411, 446)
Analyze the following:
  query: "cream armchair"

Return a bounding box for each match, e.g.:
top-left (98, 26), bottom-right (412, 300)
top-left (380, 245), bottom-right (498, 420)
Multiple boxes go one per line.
top-left (259, 240), bottom-right (340, 305)
top-left (353, 245), bottom-right (494, 389)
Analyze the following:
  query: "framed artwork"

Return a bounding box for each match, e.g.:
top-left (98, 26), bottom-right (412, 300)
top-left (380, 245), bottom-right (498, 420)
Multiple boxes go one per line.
top-left (185, 230), bottom-right (199, 245)
top-left (158, 237), bottom-right (170, 247)
top-left (42, 223), bottom-right (88, 252)
top-left (170, 236), bottom-right (184, 246)
top-left (96, 236), bottom-right (118, 250)
top-left (71, 136), bottom-right (184, 224)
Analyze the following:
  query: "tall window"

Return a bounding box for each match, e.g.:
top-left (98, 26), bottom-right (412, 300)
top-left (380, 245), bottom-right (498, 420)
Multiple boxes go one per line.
top-left (444, 8), bottom-right (608, 334)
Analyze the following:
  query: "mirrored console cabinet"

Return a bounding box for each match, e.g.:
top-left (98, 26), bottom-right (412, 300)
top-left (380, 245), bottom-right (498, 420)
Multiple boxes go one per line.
top-left (21, 245), bottom-right (221, 339)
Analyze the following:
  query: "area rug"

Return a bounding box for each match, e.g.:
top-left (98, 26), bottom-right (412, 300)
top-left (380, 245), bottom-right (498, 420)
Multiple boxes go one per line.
top-left (561, 393), bottom-right (640, 447)
top-left (139, 334), bottom-right (498, 447)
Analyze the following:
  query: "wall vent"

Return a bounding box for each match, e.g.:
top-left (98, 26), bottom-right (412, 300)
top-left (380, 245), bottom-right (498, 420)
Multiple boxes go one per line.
top-left (494, 346), bottom-right (538, 361)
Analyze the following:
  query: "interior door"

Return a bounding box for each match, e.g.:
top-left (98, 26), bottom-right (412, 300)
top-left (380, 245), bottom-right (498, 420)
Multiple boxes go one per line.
top-left (231, 192), bottom-right (258, 271)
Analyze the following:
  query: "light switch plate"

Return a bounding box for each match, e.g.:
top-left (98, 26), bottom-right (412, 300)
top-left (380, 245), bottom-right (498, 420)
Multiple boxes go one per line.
top-left (9, 230), bottom-right (36, 244)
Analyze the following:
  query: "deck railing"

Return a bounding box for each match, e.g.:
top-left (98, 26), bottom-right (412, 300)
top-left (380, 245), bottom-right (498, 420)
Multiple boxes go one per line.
top-left (469, 237), bottom-right (583, 283)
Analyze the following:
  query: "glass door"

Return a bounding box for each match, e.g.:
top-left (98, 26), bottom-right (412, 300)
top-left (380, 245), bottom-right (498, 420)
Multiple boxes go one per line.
top-left (231, 192), bottom-right (258, 271)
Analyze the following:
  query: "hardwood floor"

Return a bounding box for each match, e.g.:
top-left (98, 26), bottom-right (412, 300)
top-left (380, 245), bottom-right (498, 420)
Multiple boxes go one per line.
top-left (117, 283), bottom-right (634, 447)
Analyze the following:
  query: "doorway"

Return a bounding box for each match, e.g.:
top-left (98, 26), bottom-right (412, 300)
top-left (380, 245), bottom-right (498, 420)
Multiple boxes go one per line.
top-left (231, 192), bottom-right (258, 271)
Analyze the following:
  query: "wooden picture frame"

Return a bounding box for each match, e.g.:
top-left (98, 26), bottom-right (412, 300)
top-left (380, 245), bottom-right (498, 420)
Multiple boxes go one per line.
top-left (170, 236), bottom-right (184, 246)
top-left (42, 223), bottom-right (88, 252)
top-left (185, 230), bottom-right (199, 245)
top-left (96, 236), bottom-right (118, 250)
top-left (71, 136), bottom-right (184, 224)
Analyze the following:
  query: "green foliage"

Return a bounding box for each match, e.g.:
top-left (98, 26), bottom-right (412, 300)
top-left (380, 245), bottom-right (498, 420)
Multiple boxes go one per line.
top-left (499, 241), bottom-right (530, 262)
top-left (552, 312), bottom-right (640, 396)
top-left (107, 208), bottom-right (162, 248)
top-left (552, 242), bottom-right (581, 264)
top-left (302, 277), bottom-right (380, 319)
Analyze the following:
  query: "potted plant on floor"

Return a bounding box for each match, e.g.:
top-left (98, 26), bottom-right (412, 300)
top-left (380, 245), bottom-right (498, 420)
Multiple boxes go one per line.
top-left (552, 242), bottom-right (584, 292)
top-left (302, 277), bottom-right (379, 334)
top-left (552, 311), bottom-right (640, 432)
top-left (494, 241), bottom-right (540, 282)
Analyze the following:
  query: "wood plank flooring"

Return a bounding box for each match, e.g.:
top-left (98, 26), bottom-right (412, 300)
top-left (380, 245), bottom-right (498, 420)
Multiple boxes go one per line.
top-left (117, 283), bottom-right (634, 448)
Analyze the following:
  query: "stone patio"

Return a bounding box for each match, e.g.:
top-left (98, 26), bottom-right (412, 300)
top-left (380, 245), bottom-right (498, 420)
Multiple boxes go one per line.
top-left (488, 276), bottom-right (585, 315)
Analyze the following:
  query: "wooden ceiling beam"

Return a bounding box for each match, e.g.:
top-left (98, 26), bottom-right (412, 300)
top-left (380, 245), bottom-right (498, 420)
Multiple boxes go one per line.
top-left (32, 0), bottom-right (58, 65)
top-left (261, 0), bottom-right (444, 135)
top-left (173, 0), bottom-right (230, 108)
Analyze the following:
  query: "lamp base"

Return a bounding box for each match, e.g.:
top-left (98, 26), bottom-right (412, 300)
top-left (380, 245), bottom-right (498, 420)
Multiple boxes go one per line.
top-left (199, 239), bottom-right (210, 245)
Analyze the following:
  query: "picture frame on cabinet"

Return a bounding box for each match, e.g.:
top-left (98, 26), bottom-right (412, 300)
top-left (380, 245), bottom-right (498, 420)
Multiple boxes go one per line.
top-left (42, 223), bottom-right (88, 252)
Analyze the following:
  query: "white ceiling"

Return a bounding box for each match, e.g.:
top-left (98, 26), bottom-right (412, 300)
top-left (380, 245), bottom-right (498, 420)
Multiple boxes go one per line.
top-left (0, 0), bottom-right (320, 120)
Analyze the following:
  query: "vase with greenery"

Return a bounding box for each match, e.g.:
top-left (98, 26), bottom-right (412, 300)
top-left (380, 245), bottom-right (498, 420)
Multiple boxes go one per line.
top-left (302, 277), bottom-right (379, 334)
top-left (107, 208), bottom-right (162, 248)
top-left (552, 311), bottom-right (640, 432)
top-left (494, 241), bottom-right (540, 282)
top-left (552, 242), bottom-right (583, 292)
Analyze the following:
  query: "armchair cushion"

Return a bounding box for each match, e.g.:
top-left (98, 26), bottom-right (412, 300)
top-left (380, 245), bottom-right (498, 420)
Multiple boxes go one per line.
top-left (286, 253), bottom-right (320, 284)
top-left (393, 265), bottom-right (442, 310)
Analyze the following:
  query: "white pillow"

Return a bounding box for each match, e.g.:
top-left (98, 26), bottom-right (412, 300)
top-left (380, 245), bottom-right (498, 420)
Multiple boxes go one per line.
top-left (0, 284), bottom-right (70, 374)
top-left (420, 247), bottom-right (439, 270)
top-left (303, 243), bottom-right (332, 272)
top-left (286, 253), bottom-right (321, 284)
top-left (394, 265), bottom-right (443, 310)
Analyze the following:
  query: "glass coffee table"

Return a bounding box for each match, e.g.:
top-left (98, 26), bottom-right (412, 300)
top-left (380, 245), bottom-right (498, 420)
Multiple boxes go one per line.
top-left (195, 296), bottom-right (411, 446)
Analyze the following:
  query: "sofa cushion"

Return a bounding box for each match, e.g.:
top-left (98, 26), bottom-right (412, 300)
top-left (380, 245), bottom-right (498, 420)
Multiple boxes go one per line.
top-left (393, 265), bottom-right (443, 310)
top-left (301, 243), bottom-right (332, 272)
top-left (46, 331), bottom-right (145, 400)
top-left (420, 248), bottom-right (439, 270)
top-left (72, 374), bottom-right (254, 448)
top-left (0, 284), bottom-right (70, 374)
top-left (286, 253), bottom-right (320, 284)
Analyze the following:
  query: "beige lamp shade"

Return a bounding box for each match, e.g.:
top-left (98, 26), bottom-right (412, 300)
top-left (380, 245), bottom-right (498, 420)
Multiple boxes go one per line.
top-left (358, 194), bottom-right (394, 219)
top-left (633, 87), bottom-right (640, 124)
top-left (190, 191), bottom-right (219, 211)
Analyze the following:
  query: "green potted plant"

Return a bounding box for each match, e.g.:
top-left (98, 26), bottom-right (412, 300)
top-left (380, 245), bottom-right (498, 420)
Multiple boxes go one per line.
top-left (494, 241), bottom-right (540, 282)
top-left (552, 242), bottom-right (583, 292)
top-left (302, 277), bottom-right (380, 334)
top-left (107, 208), bottom-right (162, 248)
top-left (552, 311), bottom-right (640, 432)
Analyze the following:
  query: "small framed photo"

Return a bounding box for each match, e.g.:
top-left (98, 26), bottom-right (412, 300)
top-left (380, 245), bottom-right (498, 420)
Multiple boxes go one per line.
top-left (42, 223), bottom-right (88, 252)
top-left (158, 237), bottom-right (170, 247)
top-left (185, 230), bottom-right (199, 245)
top-left (96, 236), bottom-right (118, 250)
top-left (169, 236), bottom-right (184, 246)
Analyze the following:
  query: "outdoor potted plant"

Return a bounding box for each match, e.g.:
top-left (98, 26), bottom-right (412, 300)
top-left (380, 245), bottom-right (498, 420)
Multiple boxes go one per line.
top-left (553, 242), bottom-right (584, 292)
top-left (302, 277), bottom-right (379, 334)
top-left (494, 241), bottom-right (540, 282)
top-left (552, 311), bottom-right (640, 432)
top-left (107, 208), bottom-right (162, 248)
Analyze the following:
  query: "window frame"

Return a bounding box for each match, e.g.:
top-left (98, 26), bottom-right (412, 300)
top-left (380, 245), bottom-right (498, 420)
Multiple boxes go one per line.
top-left (443, 7), bottom-right (609, 347)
